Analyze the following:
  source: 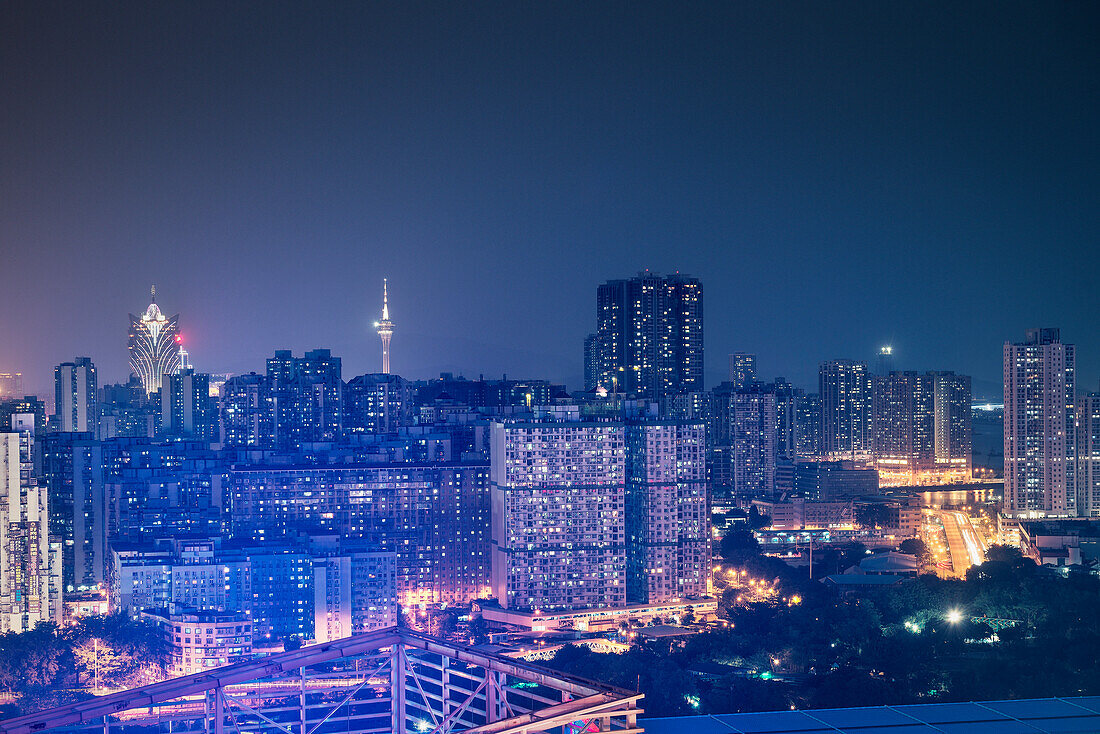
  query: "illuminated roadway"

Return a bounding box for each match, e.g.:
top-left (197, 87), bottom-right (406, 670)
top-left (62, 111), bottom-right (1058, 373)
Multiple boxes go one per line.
top-left (940, 510), bottom-right (987, 575)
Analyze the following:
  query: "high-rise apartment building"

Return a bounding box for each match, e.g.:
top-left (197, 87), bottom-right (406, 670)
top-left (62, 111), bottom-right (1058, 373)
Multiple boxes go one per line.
top-left (54, 357), bottom-right (98, 435)
top-left (794, 393), bottom-right (822, 458)
top-left (0, 373), bottom-right (23, 399)
top-left (583, 334), bottom-right (600, 392)
top-left (1004, 329), bottom-right (1077, 516)
top-left (592, 273), bottom-right (703, 400)
top-left (161, 368), bottom-right (216, 441)
top-left (772, 379), bottom-right (804, 460)
top-left (872, 372), bottom-right (972, 486)
top-left (128, 286), bottom-right (181, 395)
top-left (228, 462), bottom-right (490, 607)
top-left (1078, 388), bottom-right (1100, 518)
top-left (268, 349), bottom-right (342, 448)
top-left (219, 373), bottom-right (274, 447)
top-left (710, 383), bottom-right (779, 499)
top-left (624, 420), bottom-right (708, 604)
top-left (344, 373), bottom-right (413, 434)
top-left (491, 420), bottom-right (626, 611)
top-left (728, 353), bottom-right (757, 389)
top-left (41, 432), bottom-right (106, 593)
top-left (820, 360), bottom-right (873, 460)
top-left (0, 414), bottom-right (52, 631)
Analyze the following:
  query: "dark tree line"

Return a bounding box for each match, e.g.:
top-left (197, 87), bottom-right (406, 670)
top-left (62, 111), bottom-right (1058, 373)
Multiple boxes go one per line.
top-left (541, 533), bottom-right (1100, 717)
top-left (0, 614), bottom-right (168, 716)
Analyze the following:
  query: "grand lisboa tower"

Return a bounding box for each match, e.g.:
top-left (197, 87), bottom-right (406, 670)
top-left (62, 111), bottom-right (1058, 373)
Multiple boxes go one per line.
top-left (128, 285), bottom-right (181, 394)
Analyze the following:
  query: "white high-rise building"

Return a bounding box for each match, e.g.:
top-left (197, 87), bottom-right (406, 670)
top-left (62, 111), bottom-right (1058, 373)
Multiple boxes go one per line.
top-left (1003, 328), bottom-right (1077, 516)
top-left (54, 357), bottom-right (97, 435)
top-left (0, 414), bottom-right (52, 631)
top-left (1077, 388), bottom-right (1100, 518)
top-left (491, 420), bottom-right (626, 611)
top-left (491, 414), bottom-right (712, 612)
top-left (819, 360), bottom-right (873, 460)
top-left (625, 420), bottom-right (708, 604)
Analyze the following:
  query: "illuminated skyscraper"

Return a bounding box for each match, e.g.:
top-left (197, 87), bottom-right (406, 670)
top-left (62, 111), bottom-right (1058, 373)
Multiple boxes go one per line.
top-left (1078, 388), bottom-right (1100, 518)
top-left (872, 371), bottom-right (971, 486)
top-left (583, 333), bottom-right (600, 391)
top-left (728, 353), bottom-right (757, 389)
top-left (128, 286), bottom-right (180, 395)
top-left (491, 419), bottom-right (627, 611)
top-left (820, 360), bottom-right (873, 460)
top-left (875, 346), bottom-right (896, 376)
top-left (593, 272), bottom-right (703, 400)
top-left (53, 357), bottom-right (97, 435)
top-left (0, 373), bottom-right (22, 399)
top-left (0, 413), bottom-right (51, 631)
top-left (374, 279), bottom-right (394, 375)
top-left (1004, 328), bottom-right (1077, 516)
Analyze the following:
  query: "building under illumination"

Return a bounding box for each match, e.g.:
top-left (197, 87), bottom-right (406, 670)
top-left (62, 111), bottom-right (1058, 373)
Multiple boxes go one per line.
top-left (872, 371), bottom-right (972, 486)
top-left (161, 368), bottom-right (216, 441)
top-left (728, 353), bottom-right (757, 389)
top-left (820, 360), bottom-right (873, 461)
top-left (1004, 328), bottom-right (1077, 516)
top-left (128, 286), bottom-right (181, 395)
top-left (227, 462), bottom-right (490, 608)
top-left (592, 272), bottom-right (703, 400)
top-left (1076, 388), bottom-right (1100, 517)
top-left (491, 419), bottom-right (627, 611)
top-left (53, 357), bottom-right (97, 436)
top-left (0, 373), bottom-right (22, 399)
top-left (624, 419), bottom-right (708, 604)
top-left (375, 279), bottom-right (394, 375)
top-left (0, 413), bottom-right (53, 631)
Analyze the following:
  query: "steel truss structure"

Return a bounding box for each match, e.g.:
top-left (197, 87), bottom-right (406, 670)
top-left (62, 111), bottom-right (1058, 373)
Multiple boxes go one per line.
top-left (0, 628), bottom-right (643, 734)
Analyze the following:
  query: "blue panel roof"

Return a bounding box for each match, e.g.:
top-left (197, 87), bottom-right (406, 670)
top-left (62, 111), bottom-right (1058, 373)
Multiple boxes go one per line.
top-left (640, 697), bottom-right (1100, 734)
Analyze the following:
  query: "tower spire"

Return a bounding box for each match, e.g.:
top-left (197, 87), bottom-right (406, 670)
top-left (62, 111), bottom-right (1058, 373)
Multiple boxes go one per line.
top-left (375, 278), bottom-right (395, 374)
top-left (151, 284), bottom-right (156, 302)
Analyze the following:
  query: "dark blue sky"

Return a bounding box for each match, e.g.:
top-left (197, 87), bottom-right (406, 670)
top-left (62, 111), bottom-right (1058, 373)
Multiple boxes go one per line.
top-left (2, 2), bottom-right (1097, 398)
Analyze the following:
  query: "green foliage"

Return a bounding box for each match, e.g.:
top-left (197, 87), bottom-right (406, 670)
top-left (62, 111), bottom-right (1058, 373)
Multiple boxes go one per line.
top-left (898, 538), bottom-right (929, 563)
top-left (748, 506), bottom-right (771, 530)
top-left (719, 528), bottom-right (760, 564)
top-left (854, 503), bottom-right (892, 529)
top-left (0, 614), bottom-right (167, 714)
top-left (468, 614), bottom-right (489, 645)
top-left (984, 544), bottom-right (1023, 564)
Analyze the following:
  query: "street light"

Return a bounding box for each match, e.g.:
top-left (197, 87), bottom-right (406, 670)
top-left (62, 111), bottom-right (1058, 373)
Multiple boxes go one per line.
top-left (946, 609), bottom-right (963, 624)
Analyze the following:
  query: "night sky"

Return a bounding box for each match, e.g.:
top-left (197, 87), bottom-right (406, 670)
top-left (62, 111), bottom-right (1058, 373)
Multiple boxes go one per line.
top-left (2, 2), bottom-right (1097, 398)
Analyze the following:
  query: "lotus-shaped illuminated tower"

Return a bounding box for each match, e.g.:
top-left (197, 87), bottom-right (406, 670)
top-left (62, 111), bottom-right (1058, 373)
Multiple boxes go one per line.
top-left (128, 285), bottom-right (181, 394)
top-left (374, 279), bottom-right (394, 374)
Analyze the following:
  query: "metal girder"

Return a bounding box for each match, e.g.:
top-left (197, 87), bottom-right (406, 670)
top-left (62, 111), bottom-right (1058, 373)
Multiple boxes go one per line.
top-left (0, 627), bottom-right (643, 734)
top-left (400, 631), bottom-right (610, 699)
top-left (461, 693), bottom-right (645, 734)
top-left (0, 631), bottom-right (402, 734)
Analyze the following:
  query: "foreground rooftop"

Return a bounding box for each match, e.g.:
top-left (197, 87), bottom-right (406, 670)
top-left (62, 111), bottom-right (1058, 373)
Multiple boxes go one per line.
top-left (643, 696), bottom-right (1100, 733)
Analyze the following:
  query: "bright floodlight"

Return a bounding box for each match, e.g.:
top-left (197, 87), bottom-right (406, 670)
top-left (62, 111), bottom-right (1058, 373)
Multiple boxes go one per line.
top-left (946, 609), bottom-right (963, 624)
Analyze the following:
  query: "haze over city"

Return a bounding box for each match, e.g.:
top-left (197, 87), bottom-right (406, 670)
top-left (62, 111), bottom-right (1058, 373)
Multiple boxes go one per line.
top-left (2, 2), bottom-right (1098, 394)
top-left (2, 4), bottom-right (1100, 734)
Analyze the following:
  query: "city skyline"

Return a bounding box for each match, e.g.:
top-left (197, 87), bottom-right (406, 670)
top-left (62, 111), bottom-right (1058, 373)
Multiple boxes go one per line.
top-left (2, 3), bottom-right (1098, 395)
top-left (1, 276), bottom-right (1092, 399)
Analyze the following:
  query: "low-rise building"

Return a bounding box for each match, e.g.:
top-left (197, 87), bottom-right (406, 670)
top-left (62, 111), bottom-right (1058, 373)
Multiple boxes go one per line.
top-left (1018, 520), bottom-right (1100, 567)
top-left (144, 606), bottom-right (252, 676)
top-left (476, 598), bottom-right (717, 633)
top-left (752, 498), bottom-right (854, 530)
